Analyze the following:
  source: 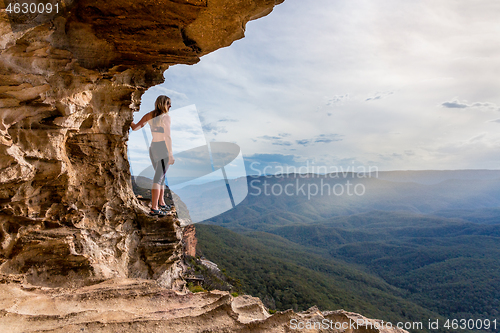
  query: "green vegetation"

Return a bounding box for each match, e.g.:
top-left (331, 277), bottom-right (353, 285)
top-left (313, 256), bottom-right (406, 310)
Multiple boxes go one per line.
top-left (183, 255), bottom-right (240, 293)
top-left (266, 211), bottom-right (500, 321)
top-left (196, 207), bottom-right (500, 332)
top-left (187, 283), bottom-right (205, 293)
top-left (196, 224), bottom-right (454, 333)
top-left (161, 172), bottom-right (500, 332)
top-left (188, 173), bottom-right (500, 333)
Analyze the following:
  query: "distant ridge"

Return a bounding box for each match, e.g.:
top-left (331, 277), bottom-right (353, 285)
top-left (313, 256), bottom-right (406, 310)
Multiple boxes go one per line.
top-left (372, 169), bottom-right (500, 185)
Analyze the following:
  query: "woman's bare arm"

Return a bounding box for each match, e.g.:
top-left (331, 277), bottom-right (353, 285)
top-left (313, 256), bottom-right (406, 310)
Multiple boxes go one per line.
top-left (131, 112), bottom-right (152, 131)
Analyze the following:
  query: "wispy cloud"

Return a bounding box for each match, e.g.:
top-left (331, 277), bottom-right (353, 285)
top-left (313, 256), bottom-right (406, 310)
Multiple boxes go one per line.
top-left (259, 133), bottom-right (343, 147)
top-left (296, 139), bottom-right (311, 146)
top-left (202, 122), bottom-right (228, 136)
top-left (314, 134), bottom-right (342, 144)
top-left (441, 99), bottom-right (500, 111)
top-left (296, 134), bottom-right (343, 146)
top-left (378, 153), bottom-right (404, 161)
top-left (442, 100), bottom-right (468, 109)
top-left (198, 113), bottom-right (230, 137)
top-left (326, 94), bottom-right (349, 106)
top-left (150, 86), bottom-right (189, 102)
top-left (468, 132), bottom-right (487, 143)
top-left (365, 91), bottom-right (394, 102)
top-left (218, 118), bottom-right (239, 122)
top-left (258, 134), bottom-right (293, 146)
top-left (259, 135), bottom-right (284, 140)
top-left (272, 141), bottom-right (293, 146)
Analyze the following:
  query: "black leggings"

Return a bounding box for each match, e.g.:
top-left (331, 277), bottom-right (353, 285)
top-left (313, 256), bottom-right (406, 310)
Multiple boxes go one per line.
top-left (149, 141), bottom-right (170, 185)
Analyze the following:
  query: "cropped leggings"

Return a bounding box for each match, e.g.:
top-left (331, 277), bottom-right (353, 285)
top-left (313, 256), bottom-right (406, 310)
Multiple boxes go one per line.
top-left (149, 141), bottom-right (170, 185)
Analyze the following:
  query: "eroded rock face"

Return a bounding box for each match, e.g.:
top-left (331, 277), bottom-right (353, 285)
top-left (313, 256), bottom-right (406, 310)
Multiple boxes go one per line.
top-left (0, 0), bottom-right (283, 287)
top-left (0, 278), bottom-right (409, 333)
top-left (182, 224), bottom-right (197, 257)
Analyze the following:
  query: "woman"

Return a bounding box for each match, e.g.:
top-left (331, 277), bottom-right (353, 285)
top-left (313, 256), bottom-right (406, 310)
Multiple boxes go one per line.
top-left (131, 95), bottom-right (175, 216)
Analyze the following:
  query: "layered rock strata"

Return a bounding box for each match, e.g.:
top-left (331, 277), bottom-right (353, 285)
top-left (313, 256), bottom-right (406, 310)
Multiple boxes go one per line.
top-left (0, 278), bottom-right (408, 333)
top-left (0, 0), bottom-right (283, 287)
top-left (182, 224), bottom-right (197, 257)
top-left (0, 2), bottom-right (415, 332)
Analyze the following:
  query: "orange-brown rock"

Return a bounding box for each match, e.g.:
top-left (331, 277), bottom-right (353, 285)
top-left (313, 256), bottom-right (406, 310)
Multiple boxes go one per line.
top-left (1, 2), bottom-right (412, 332)
top-left (182, 223), bottom-right (197, 257)
top-left (0, 278), bottom-right (408, 333)
top-left (0, 0), bottom-right (283, 288)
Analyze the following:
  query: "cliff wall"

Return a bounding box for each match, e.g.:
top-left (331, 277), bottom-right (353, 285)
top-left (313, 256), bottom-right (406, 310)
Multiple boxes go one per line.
top-left (0, 2), bottom-right (410, 332)
top-left (0, 0), bottom-right (282, 287)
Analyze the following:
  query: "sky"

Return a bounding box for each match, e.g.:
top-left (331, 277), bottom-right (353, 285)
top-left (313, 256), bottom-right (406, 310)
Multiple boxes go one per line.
top-left (129, 0), bottom-right (500, 178)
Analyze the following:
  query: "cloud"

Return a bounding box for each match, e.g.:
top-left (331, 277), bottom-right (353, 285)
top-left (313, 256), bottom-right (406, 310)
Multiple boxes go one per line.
top-left (296, 139), bottom-right (311, 146)
top-left (257, 133), bottom-right (295, 146)
top-left (314, 134), bottom-right (342, 144)
top-left (198, 113), bottom-right (230, 137)
top-left (296, 134), bottom-right (343, 146)
top-left (259, 135), bottom-right (284, 140)
top-left (202, 123), bottom-right (228, 136)
top-left (272, 141), bottom-right (293, 146)
top-left (141, 0), bottom-right (500, 171)
top-left (441, 99), bottom-right (500, 111)
top-left (468, 132), bottom-right (487, 143)
top-left (471, 102), bottom-right (497, 108)
top-left (442, 100), bottom-right (468, 108)
top-left (365, 91), bottom-right (394, 102)
top-left (378, 153), bottom-right (404, 161)
top-left (326, 94), bottom-right (349, 106)
top-left (150, 86), bottom-right (189, 102)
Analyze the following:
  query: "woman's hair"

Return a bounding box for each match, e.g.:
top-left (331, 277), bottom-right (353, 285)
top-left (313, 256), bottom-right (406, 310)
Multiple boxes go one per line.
top-left (152, 95), bottom-right (171, 126)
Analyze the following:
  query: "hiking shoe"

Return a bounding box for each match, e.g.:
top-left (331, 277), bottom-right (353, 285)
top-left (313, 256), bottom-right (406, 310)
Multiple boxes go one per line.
top-left (149, 208), bottom-right (167, 217)
top-left (159, 204), bottom-right (171, 211)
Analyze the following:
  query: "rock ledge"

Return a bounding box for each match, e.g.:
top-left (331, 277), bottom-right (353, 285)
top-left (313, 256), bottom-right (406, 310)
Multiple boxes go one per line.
top-left (0, 277), bottom-right (408, 333)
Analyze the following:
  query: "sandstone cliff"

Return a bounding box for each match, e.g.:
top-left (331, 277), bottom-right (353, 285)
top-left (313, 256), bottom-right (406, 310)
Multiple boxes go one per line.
top-left (1, 1), bottom-right (409, 332)
top-left (0, 0), bottom-right (282, 288)
top-left (182, 224), bottom-right (197, 257)
top-left (0, 278), bottom-right (408, 333)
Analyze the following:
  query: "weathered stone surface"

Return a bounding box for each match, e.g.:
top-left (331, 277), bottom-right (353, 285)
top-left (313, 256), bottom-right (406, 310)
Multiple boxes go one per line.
top-left (182, 223), bottom-right (197, 257)
top-left (0, 2), bottom-right (415, 332)
top-left (0, 0), bottom-right (283, 287)
top-left (0, 278), bottom-right (408, 333)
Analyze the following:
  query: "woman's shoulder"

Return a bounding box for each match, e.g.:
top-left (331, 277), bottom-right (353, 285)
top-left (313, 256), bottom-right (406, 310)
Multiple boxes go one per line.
top-left (148, 111), bottom-right (170, 123)
top-left (162, 112), bottom-right (171, 122)
top-left (145, 111), bottom-right (156, 122)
